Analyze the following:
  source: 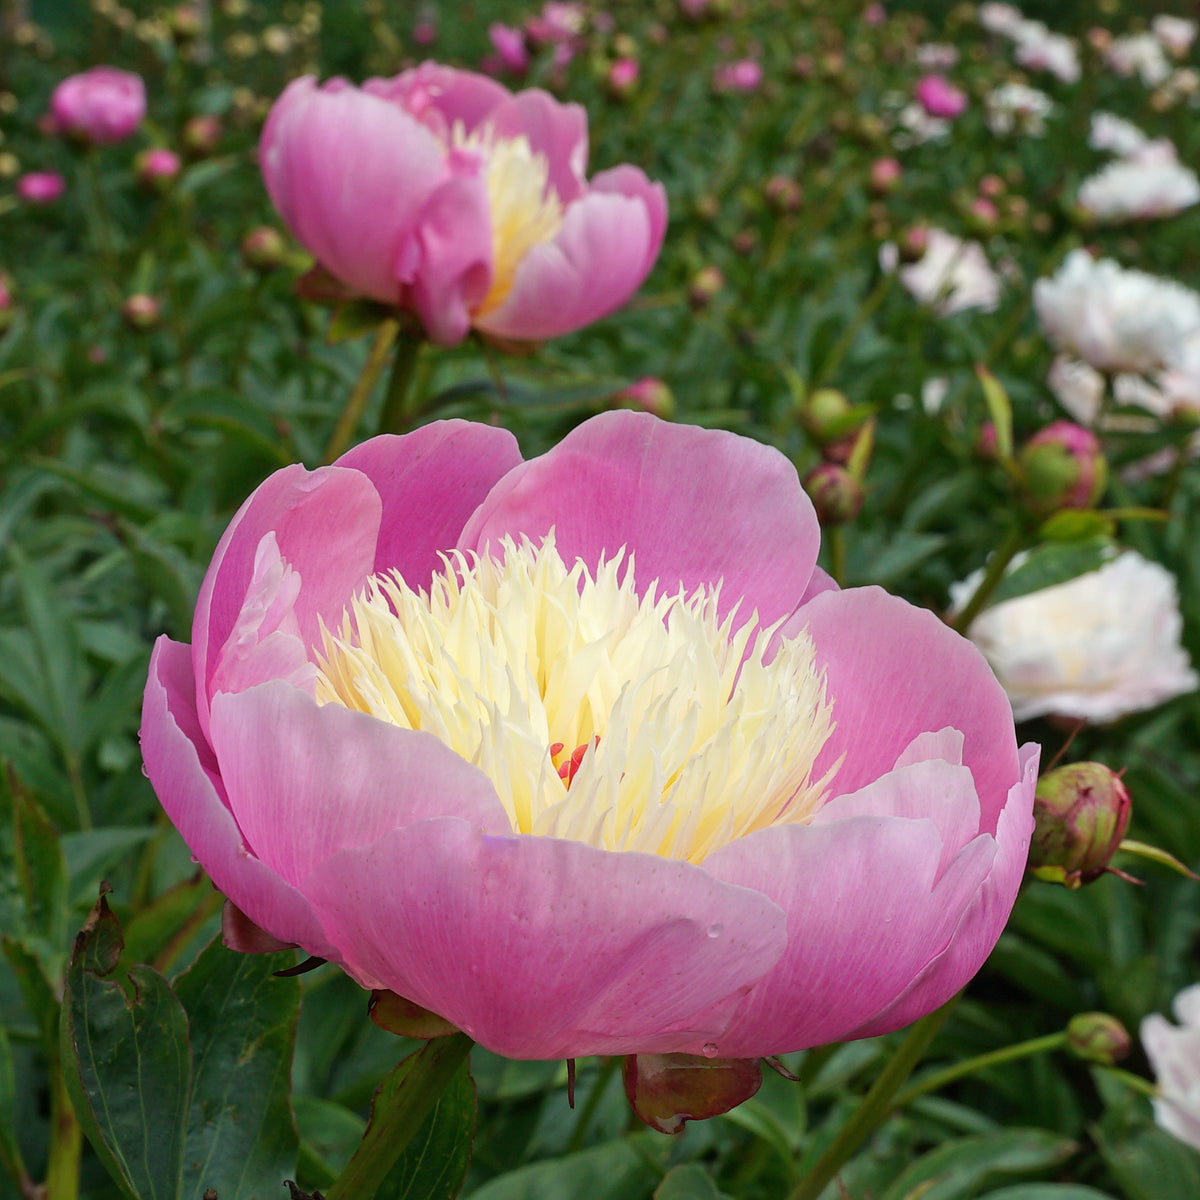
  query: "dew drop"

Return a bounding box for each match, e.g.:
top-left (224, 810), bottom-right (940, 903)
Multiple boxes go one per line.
top-left (707, 923), bottom-right (722, 938)
top-left (701, 1042), bottom-right (719, 1058)
top-left (190, 855), bottom-right (200, 865)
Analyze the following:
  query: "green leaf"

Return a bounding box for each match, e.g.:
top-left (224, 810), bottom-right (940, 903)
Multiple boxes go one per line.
top-left (117, 520), bottom-right (203, 642)
top-left (1038, 511), bottom-right (1116, 543)
top-left (0, 1023), bottom-right (28, 1187)
top-left (60, 826), bottom-right (156, 907)
top-left (173, 937), bottom-right (301, 1200)
top-left (2, 935), bottom-right (60, 1053)
top-left (879, 1129), bottom-right (1077, 1200)
top-left (976, 366), bottom-right (1013, 462)
top-left (376, 1055), bottom-right (475, 1200)
top-left (11, 780), bottom-right (67, 946)
top-left (467, 1136), bottom-right (663, 1200)
top-left (654, 1163), bottom-right (722, 1200)
top-left (987, 540), bottom-right (1113, 608)
top-left (1100, 1124), bottom-right (1200, 1200)
top-left (60, 891), bottom-right (191, 1200)
top-left (979, 1187), bottom-right (1118, 1199)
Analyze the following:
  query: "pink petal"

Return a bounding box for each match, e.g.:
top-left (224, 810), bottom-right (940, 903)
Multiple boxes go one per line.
top-left (140, 637), bottom-right (334, 957)
top-left (488, 88), bottom-right (589, 203)
top-left (301, 822), bottom-right (787, 1059)
top-left (473, 176), bottom-right (666, 341)
top-left (459, 410), bottom-right (820, 629)
top-left (192, 464), bottom-right (381, 738)
top-left (260, 77), bottom-right (447, 305)
top-left (334, 421), bottom-right (524, 590)
top-left (796, 586), bottom-right (1020, 835)
top-left (700, 814), bottom-right (997, 1057)
top-left (208, 681), bottom-right (510, 887)
top-left (368, 63), bottom-right (511, 139)
top-left (847, 742), bottom-right (1038, 1038)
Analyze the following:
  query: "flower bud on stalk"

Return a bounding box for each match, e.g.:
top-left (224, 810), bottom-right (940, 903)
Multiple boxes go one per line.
top-left (1018, 421), bottom-right (1107, 516)
top-left (869, 156), bottom-right (902, 196)
top-left (605, 57), bottom-right (639, 101)
top-left (1027, 762), bottom-right (1131, 888)
top-left (241, 225), bottom-right (288, 271)
top-left (764, 174), bottom-right (803, 214)
top-left (613, 376), bottom-right (675, 420)
top-left (688, 265), bottom-right (724, 309)
top-left (122, 293), bottom-right (161, 330)
top-left (803, 462), bottom-right (864, 525)
top-left (135, 146), bottom-right (181, 191)
top-left (1066, 1012), bottom-right (1131, 1064)
top-left (182, 113), bottom-right (221, 157)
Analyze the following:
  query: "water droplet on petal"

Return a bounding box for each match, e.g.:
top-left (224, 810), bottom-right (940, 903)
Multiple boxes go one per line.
top-left (190, 855), bottom-right (200, 865)
top-left (701, 1042), bottom-right (719, 1058)
top-left (707, 923), bottom-right (722, 938)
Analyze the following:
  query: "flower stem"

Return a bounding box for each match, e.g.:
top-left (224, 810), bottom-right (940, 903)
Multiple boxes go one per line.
top-left (325, 1033), bottom-right (473, 1200)
top-left (322, 318), bottom-right (400, 464)
top-left (567, 1057), bottom-right (620, 1153)
top-left (949, 523), bottom-right (1025, 635)
top-left (785, 996), bottom-right (958, 1200)
top-left (829, 527), bottom-right (847, 587)
top-left (44, 1057), bottom-right (81, 1200)
top-left (892, 1031), bottom-right (1067, 1109)
top-left (377, 327), bottom-right (427, 435)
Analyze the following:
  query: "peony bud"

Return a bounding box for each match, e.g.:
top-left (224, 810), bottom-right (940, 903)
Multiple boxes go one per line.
top-left (0, 272), bottom-right (14, 333)
top-left (122, 293), bottom-right (161, 330)
top-left (613, 376), bottom-right (675, 419)
top-left (182, 113), bottom-right (221, 158)
top-left (688, 265), bottom-right (724, 309)
top-left (869, 156), bottom-right (902, 196)
top-left (1018, 421), bottom-right (1107, 515)
top-left (1028, 762), bottom-right (1131, 888)
top-left (135, 146), bottom-right (181, 191)
top-left (241, 225), bottom-right (288, 271)
top-left (799, 386), bottom-right (852, 441)
top-left (764, 174), bottom-right (803, 214)
top-left (16, 171), bottom-right (64, 204)
top-left (606, 57), bottom-right (639, 100)
top-left (897, 224), bottom-right (929, 262)
top-left (803, 462), bottom-right (865, 525)
top-left (1066, 1012), bottom-right (1131, 1064)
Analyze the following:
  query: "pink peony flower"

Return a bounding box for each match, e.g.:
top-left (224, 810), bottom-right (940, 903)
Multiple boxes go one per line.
top-left (50, 66), bottom-right (145, 145)
top-left (259, 65), bottom-right (666, 346)
top-left (16, 171), bottom-right (65, 204)
top-left (141, 411), bottom-right (1037, 1062)
top-left (487, 23), bottom-right (530, 74)
top-left (914, 74), bottom-right (968, 119)
top-left (714, 58), bottom-right (763, 93)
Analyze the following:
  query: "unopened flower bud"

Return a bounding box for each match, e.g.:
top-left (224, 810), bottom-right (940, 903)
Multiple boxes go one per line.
top-left (688, 265), bottom-right (724, 309)
top-left (135, 146), bottom-right (181, 191)
top-left (898, 224), bottom-right (929, 262)
top-left (122, 293), bottom-right (161, 330)
top-left (606, 57), bottom-right (639, 100)
top-left (1028, 762), bottom-right (1131, 888)
top-left (1018, 421), bottom-right (1107, 515)
top-left (799, 385), bottom-right (851, 441)
top-left (182, 113), bottom-right (221, 157)
top-left (0, 272), bottom-right (14, 332)
top-left (16, 170), bottom-right (64, 204)
top-left (169, 3), bottom-right (203, 39)
top-left (241, 225), bottom-right (288, 271)
top-left (1066, 1012), bottom-right (1131, 1064)
top-left (732, 228), bottom-right (758, 256)
top-left (869, 156), bottom-right (902, 196)
top-left (613, 376), bottom-right (675, 419)
top-left (803, 462), bottom-right (864, 525)
top-left (764, 174), bottom-right (803, 214)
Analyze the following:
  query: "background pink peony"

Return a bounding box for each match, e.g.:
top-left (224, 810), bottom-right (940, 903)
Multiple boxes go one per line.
top-left (50, 66), bottom-right (145, 144)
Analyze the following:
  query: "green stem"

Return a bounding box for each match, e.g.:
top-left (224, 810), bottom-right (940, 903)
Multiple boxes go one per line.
top-left (950, 523), bottom-right (1025, 635)
top-left (828, 527), bottom-right (847, 588)
top-left (785, 996), bottom-right (958, 1200)
top-left (325, 1033), bottom-right (473, 1200)
top-left (44, 1059), bottom-right (81, 1200)
top-left (81, 149), bottom-right (117, 269)
top-left (1098, 1066), bottom-right (1159, 1100)
top-left (322, 318), bottom-right (400, 464)
top-left (893, 1031), bottom-right (1067, 1109)
top-left (377, 328), bottom-right (427, 435)
top-left (568, 1058), bottom-right (620, 1153)
top-left (813, 270), bottom-right (894, 388)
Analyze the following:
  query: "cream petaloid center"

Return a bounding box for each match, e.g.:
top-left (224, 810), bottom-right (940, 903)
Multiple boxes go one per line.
top-left (315, 533), bottom-right (838, 864)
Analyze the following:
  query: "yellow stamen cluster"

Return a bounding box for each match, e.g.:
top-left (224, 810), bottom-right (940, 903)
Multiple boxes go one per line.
top-left (315, 534), bottom-right (839, 864)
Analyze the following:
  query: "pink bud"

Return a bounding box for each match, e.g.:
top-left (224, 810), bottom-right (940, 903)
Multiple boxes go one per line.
top-left (714, 58), bottom-right (763, 93)
top-left (16, 170), bottom-right (65, 205)
top-left (1028, 763), bottom-right (1131, 888)
top-left (135, 146), bottom-right (181, 190)
top-left (122, 293), bottom-right (161, 330)
top-left (1019, 420), bottom-right (1107, 515)
top-left (488, 23), bottom-right (530, 74)
top-left (606, 57), bottom-right (639, 99)
top-left (803, 462), bottom-right (865, 525)
top-left (914, 73), bottom-right (967, 118)
top-left (613, 376), bottom-right (675, 419)
top-left (869, 156), bottom-right (902, 195)
top-left (182, 114), bottom-right (221, 157)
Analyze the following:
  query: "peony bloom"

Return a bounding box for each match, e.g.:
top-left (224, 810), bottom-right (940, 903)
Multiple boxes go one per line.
top-left (1047, 356), bottom-right (1105, 425)
top-left (1153, 15), bottom-right (1198, 58)
top-left (487, 23), bottom-right (530, 75)
top-left (881, 228), bottom-right (1001, 316)
top-left (1142, 985), bottom-right (1200, 1152)
top-left (16, 171), bottom-right (65, 205)
top-left (1105, 33), bottom-right (1172, 87)
top-left (50, 67), bottom-right (145, 145)
top-left (1076, 149), bottom-right (1200, 223)
top-left (141, 412), bottom-right (1037, 1062)
top-left (951, 551), bottom-right (1198, 722)
top-left (914, 74), bottom-right (967, 118)
top-left (1088, 111), bottom-right (1150, 157)
top-left (1012, 22), bottom-right (1081, 84)
top-left (985, 82), bottom-right (1054, 135)
top-left (259, 65), bottom-right (667, 346)
top-left (978, 3), bottom-right (1026, 37)
top-left (1033, 251), bottom-right (1200, 375)
top-left (714, 59), bottom-right (763, 93)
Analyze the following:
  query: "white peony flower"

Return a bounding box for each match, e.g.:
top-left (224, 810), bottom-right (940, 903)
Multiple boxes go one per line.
top-left (978, 2), bottom-right (1026, 37)
top-left (1142, 985), bottom-right (1200, 1154)
top-left (1088, 111), bottom-right (1151, 157)
top-left (1152, 14), bottom-right (1198, 58)
top-left (1077, 151), bottom-right (1200, 222)
top-left (1105, 33), bottom-right (1173, 87)
top-left (1013, 22), bottom-right (1081, 84)
top-left (986, 82), bottom-right (1055, 135)
top-left (951, 551), bottom-right (1199, 722)
top-left (1047, 356), bottom-right (1105, 424)
top-left (882, 228), bottom-right (1000, 315)
top-left (1033, 251), bottom-right (1200, 374)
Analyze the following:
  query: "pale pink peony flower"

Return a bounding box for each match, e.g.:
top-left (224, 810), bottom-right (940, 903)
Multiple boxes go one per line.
top-left (914, 74), bottom-right (967, 118)
top-left (1013, 22), bottom-right (1081, 84)
top-left (1076, 149), bottom-right (1200, 223)
top-left (1088, 111), bottom-right (1150, 157)
top-left (978, 2), bottom-right (1025, 37)
top-left (882, 228), bottom-right (1001, 316)
top-left (141, 412), bottom-right (1037, 1061)
top-left (1153, 15), bottom-right (1197, 58)
top-left (1142, 985), bottom-right (1200, 1152)
top-left (259, 65), bottom-right (667, 346)
top-left (16, 171), bottom-right (65, 204)
top-left (952, 551), bottom-right (1198, 722)
top-left (1105, 33), bottom-right (1172, 87)
top-left (51, 66), bottom-right (145, 145)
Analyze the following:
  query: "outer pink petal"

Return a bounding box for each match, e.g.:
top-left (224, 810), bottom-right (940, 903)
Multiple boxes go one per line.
top-left (797, 587), bottom-right (1021, 835)
top-left (368, 63), bottom-right (512, 139)
top-left (140, 637), bottom-right (334, 958)
top-left (848, 742), bottom-right (1038, 1038)
top-left (473, 175), bottom-right (666, 341)
top-left (192, 464), bottom-right (381, 737)
top-left (459, 410), bottom-right (820, 628)
top-left (700, 813), bottom-right (997, 1058)
top-left (334, 421), bottom-right (524, 590)
top-left (489, 89), bottom-right (589, 203)
top-left (208, 681), bottom-right (510, 887)
top-left (260, 77), bottom-right (447, 305)
top-left (301, 821), bottom-right (787, 1059)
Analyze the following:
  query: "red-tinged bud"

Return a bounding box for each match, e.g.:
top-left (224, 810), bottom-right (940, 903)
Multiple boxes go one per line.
top-left (693, 192), bottom-right (719, 221)
top-left (792, 53), bottom-right (815, 79)
top-left (966, 195), bottom-right (1000, 233)
top-left (182, 113), bottom-right (221, 158)
top-left (622, 1052), bottom-right (762, 1134)
top-left (1019, 421), bottom-right (1107, 515)
top-left (765, 173), bottom-right (803, 214)
top-left (976, 420), bottom-right (999, 461)
top-left (606, 57), bottom-right (639, 101)
top-left (369, 989), bottom-right (459, 1039)
top-left (1066, 1012), bottom-right (1131, 1064)
top-left (978, 173), bottom-right (1006, 198)
top-left (241, 225), bottom-right (288, 271)
top-left (169, 3), bottom-right (203, 39)
top-left (122, 293), bottom-right (161, 330)
top-left (898, 224), bottom-right (929, 263)
top-left (613, 376), bottom-right (675, 419)
top-left (135, 146), bottom-right (181, 191)
top-left (732, 228), bottom-right (759, 256)
top-left (869, 156), bottom-right (902, 196)
top-left (803, 462), bottom-right (864, 525)
top-left (688, 265), bottom-right (724, 309)
top-left (1028, 762), bottom-right (1131, 888)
